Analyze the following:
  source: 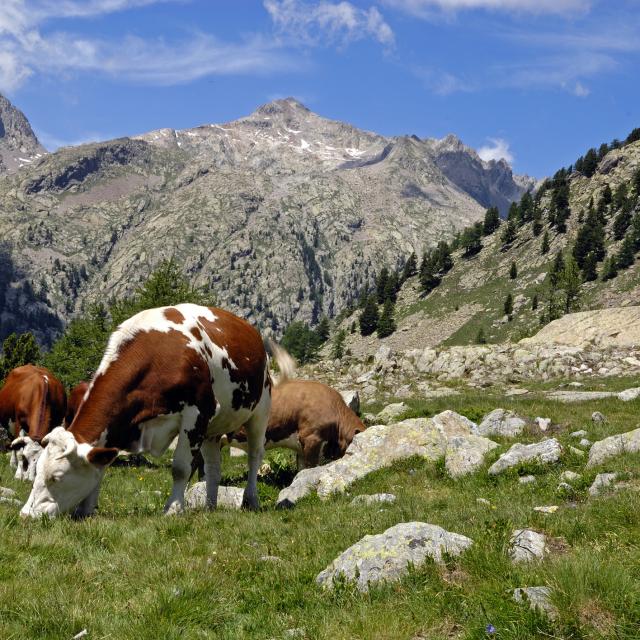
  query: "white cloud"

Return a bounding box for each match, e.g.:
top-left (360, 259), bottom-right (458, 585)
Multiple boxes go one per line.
top-left (478, 138), bottom-right (513, 164)
top-left (264, 0), bottom-right (395, 47)
top-left (0, 0), bottom-right (299, 92)
top-left (415, 67), bottom-right (473, 95)
top-left (35, 128), bottom-right (110, 150)
top-left (382, 0), bottom-right (591, 17)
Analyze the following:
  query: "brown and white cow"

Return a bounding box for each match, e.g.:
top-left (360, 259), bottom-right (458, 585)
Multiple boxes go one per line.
top-left (21, 304), bottom-right (271, 519)
top-left (0, 364), bottom-right (66, 481)
top-left (64, 381), bottom-right (89, 428)
top-left (226, 347), bottom-right (365, 468)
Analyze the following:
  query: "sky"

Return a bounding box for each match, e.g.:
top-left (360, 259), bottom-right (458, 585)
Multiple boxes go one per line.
top-left (1, 0), bottom-right (639, 178)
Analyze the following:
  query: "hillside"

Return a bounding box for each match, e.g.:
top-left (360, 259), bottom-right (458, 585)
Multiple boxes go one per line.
top-left (325, 138), bottom-right (640, 362)
top-left (0, 96), bottom-right (530, 344)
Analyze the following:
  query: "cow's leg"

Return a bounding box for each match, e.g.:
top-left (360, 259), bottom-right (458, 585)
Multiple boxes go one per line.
top-left (73, 473), bottom-right (104, 519)
top-left (242, 401), bottom-right (269, 510)
top-left (200, 438), bottom-right (222, 509)
top-left (164, 406), bottom-right (201, 515)
top-left (301, 434), bottom-right (325, 468)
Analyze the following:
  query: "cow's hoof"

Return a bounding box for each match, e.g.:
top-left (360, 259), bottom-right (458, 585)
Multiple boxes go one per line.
top-left (241, 495), bottom-right (260, 511)
top-left (164, 501), bottom-right (184, 516)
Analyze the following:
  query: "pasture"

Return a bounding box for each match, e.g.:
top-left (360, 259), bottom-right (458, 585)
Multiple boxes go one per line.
top-left (1, 384), bottom-right (639, 639)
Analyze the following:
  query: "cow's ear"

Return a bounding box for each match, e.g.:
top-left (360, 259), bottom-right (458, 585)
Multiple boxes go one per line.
top-left (9, 436), bottom-right (29, 451)
top-left (87, 447), bottom-right (119, 467)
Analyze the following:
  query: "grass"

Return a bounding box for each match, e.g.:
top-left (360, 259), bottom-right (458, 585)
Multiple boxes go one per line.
top-left (1, 382), bottom-right (639, 639)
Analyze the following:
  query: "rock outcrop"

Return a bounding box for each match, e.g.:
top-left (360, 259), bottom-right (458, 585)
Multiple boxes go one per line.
top-left (587, 428), bottom-right (640, 467)
top-left (488, 439), bottom-right (562, 475)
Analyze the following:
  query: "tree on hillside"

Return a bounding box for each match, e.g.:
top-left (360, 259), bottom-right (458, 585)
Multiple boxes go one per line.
top-left (376, 267), bottom-right (389, 304)
top-left (483, 206), bottom-right (500, 235)
top-left (509, 261), bottom-right (518, 280)
top-left (563, 256), bottom-right (582, 313)
top-left (519, 191), bottom-right (534, 224)
top-left (359, 295), bottom-right (379, 336)
top-left (580, 148), bottom-right (599, 178)
top-left (0, 332), bottom-right (41, 382)
top-left (476, 327), bottom-right (487, 344)
top-left (549, 251), bottom-right (565, 288)
top-left (504, 293), bottom-right (514, 320)
top-left (435, 241), bottom-right (453, 274)
top-left (613, 206), bottom-right (633, 241)
top-left (419, 252), bottom-right (441, 294)
top-left (532, 207), bottom-right (543, 236)
top-left (601, 256), bottom-right (618, 281)
top-left (616, 234), bottom-right (636, 270)
top-left (315, 316), bottom-right (330, 343)
top-left (377, 299), bottom-right (396, 338)
top-left (401, 253), bottom-right (417, 281)
top-left (501, 219), bottom-right (517, 248)
top-left (633, 167), bottom-right (640, 198)
top-left (573, 209), bottom-right (606, 269)
top-left (331, 329), bottom-right (347, 360)
top-left (383, 272), bottom-right (400, 303)
top-left (613, 183), bottom-right (629, 211)
top-left (281, 322), bottom-right (322, 364)
top-left (582, 251), bottom-right (598, 282)
top-left (460, 223), bottom-right (483, 257)
top-left (541, 231), bottom-right (550, 255)
top-left (532, 293), bottom-right (539, 310)
top-left (507, 202), bottom-right (520, 223)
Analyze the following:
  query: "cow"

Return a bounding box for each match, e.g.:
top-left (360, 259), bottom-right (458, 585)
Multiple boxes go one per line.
top-left (0, 364), bottom-right (66, 481)
top-left (226, 345), bottom-right (365, 469)
top-left (20, 304), bottom-right (271, 519)
top-left (64, 381), bottom-right (89, 427)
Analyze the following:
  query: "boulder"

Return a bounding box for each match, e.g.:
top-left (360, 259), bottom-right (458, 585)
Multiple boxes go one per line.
top-left (229, 447), bottom-right (246, 458)
top-left (185, 483), bottom-right (245, 510)
top-left (316, 522), bottom-right (473, 592)
top-left (488, 439), bottom-right (562, 475)
top-left (512, 587), bottom-right (557, 619)
top-left (588, 473), bottom-right (618, 496)
top-left (592, 412), bottom-right (606, 424)
top-left (570, 430), bottom-right (588, 438)
top-left (375, 402), bottom-right (409, 424)
top-left (509, 529), bottom-right (547, 563)
top-left (535, 417), bottom-right (551, 431)
top-left (579, 438), bottom-right (592, 448)
top-left (560, 470), bottom-right (581, 482)
top-left (350, 493), bottom-right (396, 506)
top-left (587, 428), bottom-right (640, 467)
top-left (340, 390), bottom-right (361, 414)
top-left (445, 435), bottom-right (499, 478)
top-left (547, 391), bottom-right (617, 403)
top-left (431, 409), bottom-right (478, 436)
top-left (519, 475), bottom-right (536, 484)
top-left (477, 409), bottom-right (527, 437)
top-left (276, 466), bottom-right (326, 508)
top-left (619, 387), bottom-right (640, 402)
top-left (0, 487), bottom-right (17, 498)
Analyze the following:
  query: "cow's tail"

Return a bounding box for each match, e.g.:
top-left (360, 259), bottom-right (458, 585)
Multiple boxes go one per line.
top-left (266, 339), bottom-right (297, 385)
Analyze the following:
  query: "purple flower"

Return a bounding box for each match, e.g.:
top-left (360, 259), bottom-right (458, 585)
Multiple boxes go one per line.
top-left (486, 624), bottom-right (496, 635)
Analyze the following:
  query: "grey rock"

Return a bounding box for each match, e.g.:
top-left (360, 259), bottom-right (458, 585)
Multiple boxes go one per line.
top-left (489, 439), bottom-right (562, 475)
top-left (535, 417), bottom-right (551, 431)
top-left (569, 446), bottom-right (585, 457)
top-left (477, 408), bottom-right (527, 437)
top-left (519, 475), bottom-right (536, 484)
top-left (316, 522), bottom-right (473, 591)
top-left (557, 482), bottom-right (574, 493)
top-left (512, 586), bottom-right (557, 618)
top-left (0, 486), bottom-right (17, 498)
top-left (533, 505), bottom-right (559, 514)
top-left (276, 466), bottom-right (326, 508)
top-left (229, 446), bottom-right (247, 458)
top-left (445, 435), bottom-right (499, 478)
top-left (547, 391), bottom-right (617, 403)
top-left (350, 493), bottom-right (396, 506)
top-left (476, 498), bottom-right (491, 506)
top-left (588, 473), bottom-right (618, 496)
top-left (431, 410), bottom-right (478, 436)
top-left (618, 387), bottom-right (640, 402)
top-left (570, 430), bottom-right (588, 438)
top-left (560, 470), bottom-right (581, 482)
top-left (579, 438), bottom-right (592, 448)
top-left (185, 483), bottom-right (245, 510)
top-left (588, 428), bottom-right (640, 467)
top-left (509, 529), bottom-right (547, 563)
top-left (592, 411), bottom-right (607, 424)
top-left (375, 402), bottom-right (409, 424)
top-left (0, 496), bottom-right (21, 506)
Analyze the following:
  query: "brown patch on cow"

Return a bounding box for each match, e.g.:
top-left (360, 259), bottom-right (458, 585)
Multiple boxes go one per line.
top-left (198, 308), bottom-right (266, 412)
top-left (65, 381), bottom-right (89, 427)
top-left (86, 446), bottom-right (119, 466)
top-left (164, 307), bottom-right (185, 324)
top-left (204, 345), bottom-right (212, 357)
top-left (0, 364), bottom-right (66, 442)
top-left (190, 326), bottom-right (202, 341)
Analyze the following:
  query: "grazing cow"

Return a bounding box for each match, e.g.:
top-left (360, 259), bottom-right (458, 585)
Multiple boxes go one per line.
top-left (64, 381), bottom-right (89, 427)
top-left (0, 365), bottom-right (66, 481)
top-left (21, 304), bottom-right (271, 519)
top-left (226, 346), bottom-right (365, 469)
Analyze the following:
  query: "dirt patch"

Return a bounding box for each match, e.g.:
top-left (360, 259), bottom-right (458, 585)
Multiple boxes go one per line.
top-left (578, 599), bottom-right (616, 636)
top-left (413, 617), bottom-right (464, 640)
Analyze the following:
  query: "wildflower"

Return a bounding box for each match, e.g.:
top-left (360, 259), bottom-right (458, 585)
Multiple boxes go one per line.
top-left (486, 623), bottom-right (496, 635)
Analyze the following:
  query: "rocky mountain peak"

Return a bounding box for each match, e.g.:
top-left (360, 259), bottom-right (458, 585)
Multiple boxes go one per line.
top-left (0, 94), bottom-right (46, 174)
top-left (253, 97), bottom-right (311, 118)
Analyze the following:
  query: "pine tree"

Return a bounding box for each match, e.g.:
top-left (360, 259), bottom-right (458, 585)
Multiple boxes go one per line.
top-left (383, 272), bottom-right (399, 303)
top-left (633, 167), bottom-right (640, 199)
top-left (331, 329), bottom-right (347, 359)
top-left (476, 327), bottom-right (487, 344)
top-left (509, 261), bottom-right (517, 279)
top-left (616, 234), bottom-right (636, 270)
top-left (601, 256), bottom-right (618, 281)
top-left (549, 251), bottom-right (565, 288)
top-left (501, 219), bottom-right (517, 247)
top-left (376, 299), bottom-right (396, 338)
top-left (435, 241), bottom-right (453, 273)
top-left (419, 252), bottom-right (441, 294)
top-left (632, 213), bottom-right (640, 250)
top-left (613, 207), bottom-right (633, 241)
top-left (532, 207), bottom-right (543, 236)
top-left (563, 256), bottom-right (582, 313)
top-left (483, 206), bottom-right (500, 235)
top-left (315, 316), bottom-right (330, 342)
top-left (581, 148), bottom-right (598, 177)
top-left (359, 295), bottom-right (379, 336)
top-left (376, 267), bottom-right (389, 304)
top-left (0, 332), bottom-right (41, 382)
top-left (532, 293), bottom-right (539, 310)
top-left (573, 209), bottom-right (606, 268)
top-left (460, 224), bottom-right (483, 257)
top-left (582, 251), bottom-right (598, 282)
top-left (507, 202), bottom-right (520, 223)
top-left (519, 191), bottom-right (534, 223)
top-left (504, 293), bottom-right (514, 319)
top-left (350, 320), bottom-right (356, 334)
top-left (541, 231), bottom-right (550, 255)
top-left (401, 252), bottom-right (417, 281)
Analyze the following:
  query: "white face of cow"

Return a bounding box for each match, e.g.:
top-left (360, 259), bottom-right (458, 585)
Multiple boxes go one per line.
top-left (10, 437), bottom-right (44, 482)
top-left (20, 427), bottom-right (106, 519)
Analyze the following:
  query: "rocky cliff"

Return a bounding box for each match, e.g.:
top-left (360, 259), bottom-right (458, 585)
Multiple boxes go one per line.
top-left (0, 95), bottom-right (46, 175)
top-left (0, 97), bottom-right (531, 344)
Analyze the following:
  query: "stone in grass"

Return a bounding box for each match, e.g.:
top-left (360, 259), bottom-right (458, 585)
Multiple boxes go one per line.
top-left (592, 411), bottom-right (607, 424)
top-left (476, 498), bottom-right (491, 506)
top-left (477, 408), bottom-right (527, 438)
top-left (350, 493), bottom-right (396, 506)
top-left (512, 587), bottom-right (557, 619)
top-left (560, 470), bottom-right (582, 482)
top-left (618, 387), bottom-right (640, 402)
top-left (557, 482), bottom-right (574, 493)
top-left (185, 482), bottom-right (245, 510)
top-left (316, 522), bottom-right (473, 592)
top-left (0, 496), bottom-right (21, 506)
top-left (579, 438), bottom-right (592, 448)
top-left (229, 447), bottom-right (246, 458)
top-left (570, 430), bottom-right (588, 439)
top-left (375, 402), bottom-right (409, 425)
top-left (519, 475), bottom-right (537, 484)
top-left (509, 529), bottom-right (547, 563)
top-left (588, 473), bottom-right (618, 496)
top-left (535, 417), bottom-right (551, 431)
top-left (533, 505), bottom-right (559, 514)
top-left (569, 446), bottom-right (585, 457)
top-left (445, 435), bottom-right (499, 478)
top-left (0, 487), bottom-right (17, 498)
top-left (488, 439), bottom-right (562, 475)
top-left (587, 427), bottom-right (640, 467)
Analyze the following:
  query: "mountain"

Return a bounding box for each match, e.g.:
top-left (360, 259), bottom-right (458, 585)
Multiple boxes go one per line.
top-left (0, 97), bottom-right (530, 344)
top-left (0, 95), bottom-right (46, 174)
top-left (323, 138), bottom-right (640, 363)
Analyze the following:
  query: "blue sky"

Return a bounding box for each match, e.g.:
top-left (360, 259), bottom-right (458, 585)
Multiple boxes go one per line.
top-left (1, 0), bottom-right (639, 177)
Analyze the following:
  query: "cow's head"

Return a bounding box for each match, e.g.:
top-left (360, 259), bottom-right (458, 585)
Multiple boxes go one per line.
top-left (9, 436), bottom-right (43, 482)
top-left (20, 427), bottom-right (118, 519)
